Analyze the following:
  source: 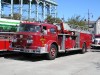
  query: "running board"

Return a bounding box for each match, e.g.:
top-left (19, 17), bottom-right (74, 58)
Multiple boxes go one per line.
top-left (66, 48), bottom-right (82, 51)
top-left (58, 50), bottom-right (66, 52)
top-left (58, 48), bottom-right (82, 53)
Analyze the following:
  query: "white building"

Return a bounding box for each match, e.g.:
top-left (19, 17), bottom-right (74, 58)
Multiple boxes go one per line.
top-left (94, 18), bottom-right (100, 35)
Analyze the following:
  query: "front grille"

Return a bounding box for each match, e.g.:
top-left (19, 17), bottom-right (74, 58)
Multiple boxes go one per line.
top-left (94, 40), bottom-right (100, 44)
top-left (94, 40), bottom-right (98, 44)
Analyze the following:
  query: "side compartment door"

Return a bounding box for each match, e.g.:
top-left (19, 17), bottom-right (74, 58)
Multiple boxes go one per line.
top-left (65, 35), bottom-right (76, 49)
top-left (75, 32), bottom-right (80, 48)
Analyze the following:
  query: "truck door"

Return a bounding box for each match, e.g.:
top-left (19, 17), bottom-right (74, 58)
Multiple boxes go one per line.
top-left (49, 28), bottom-right (57, 41)
top-left (42, 26), bottom-right (57, 45)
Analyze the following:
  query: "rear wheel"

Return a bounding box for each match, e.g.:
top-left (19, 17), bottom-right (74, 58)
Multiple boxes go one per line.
top-left (46, 44), bottom-right (57, 60)
top-left (81, 43), bottom-right (87, 54)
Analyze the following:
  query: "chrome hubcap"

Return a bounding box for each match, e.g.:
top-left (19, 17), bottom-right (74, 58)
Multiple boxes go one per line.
top-left (51, 48), bottom-right (56, 57)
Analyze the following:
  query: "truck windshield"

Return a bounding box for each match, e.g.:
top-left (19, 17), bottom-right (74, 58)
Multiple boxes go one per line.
top-left (19, 24), bottom-right (41, 32)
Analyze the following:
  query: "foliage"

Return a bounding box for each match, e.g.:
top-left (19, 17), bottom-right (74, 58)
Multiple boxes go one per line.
top-left (1, 13), bottom-right (21, 20)
top-left (12, 13), bottom-right (21, 20)
top-left (67, 15), bottom-right (86, 26)
top-left (45, 15), bottom-right (62, 24)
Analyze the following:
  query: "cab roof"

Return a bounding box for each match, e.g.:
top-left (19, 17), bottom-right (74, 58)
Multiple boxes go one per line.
top-left (21, 21), bottom-right (56, 28)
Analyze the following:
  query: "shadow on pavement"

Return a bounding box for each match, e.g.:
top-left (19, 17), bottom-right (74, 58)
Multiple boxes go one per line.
top-left (0, 50), bottom-right (86, 62)
top-left (4, 53), bottom-right (47, 62)
top-left (57, 50), bottom-right (82, 58)
top-left (91, 47), bottom-right (100, 52)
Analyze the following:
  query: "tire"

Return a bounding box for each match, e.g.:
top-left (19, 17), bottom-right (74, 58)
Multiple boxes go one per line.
top-left (81, 43), bottom-right (87, 54)
top-left (46, 44), bottom-right (57, 60)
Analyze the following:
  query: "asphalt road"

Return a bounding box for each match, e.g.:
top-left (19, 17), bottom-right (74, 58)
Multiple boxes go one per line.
top-left (0, 49), bottom-right (100, 75)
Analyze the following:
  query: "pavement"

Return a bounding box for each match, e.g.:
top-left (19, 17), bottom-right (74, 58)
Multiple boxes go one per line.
top-left (0, 49), bottom-right (100, 75)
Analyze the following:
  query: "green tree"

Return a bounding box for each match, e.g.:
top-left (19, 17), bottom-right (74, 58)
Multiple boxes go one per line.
top-left (45, 15), bottom-right (62, 24)
top-left (12, 13), bottom-right (21, 20)
top-left (2, 13), bottom-right (21, 20)
top-left (67, 15), bottom-right (86, 26)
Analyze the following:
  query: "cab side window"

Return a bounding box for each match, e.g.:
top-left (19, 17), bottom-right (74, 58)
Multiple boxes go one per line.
top-left (43, 26), bottom-right (47, 34)
top-left (50, 28), bottom-right (56, 34)
top-left (43, 26), bottom-right (47, 30)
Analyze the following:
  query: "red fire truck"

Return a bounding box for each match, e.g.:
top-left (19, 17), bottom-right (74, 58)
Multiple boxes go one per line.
top-left (0, 18), bottom-right (20, 52)
top-left (0, 32), bottom-right (13, 51)
top-left (11, 22), bottom-right (92, 60)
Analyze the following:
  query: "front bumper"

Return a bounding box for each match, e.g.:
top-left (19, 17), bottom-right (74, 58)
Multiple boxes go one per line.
top-left (12, 47), bottom-right (48, 54)
top-left (91, 44), bottom-right (100, 47)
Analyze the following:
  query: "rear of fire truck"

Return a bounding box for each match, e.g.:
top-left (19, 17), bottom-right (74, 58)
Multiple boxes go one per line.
top-left (55, 23), bottom-right (92, 53)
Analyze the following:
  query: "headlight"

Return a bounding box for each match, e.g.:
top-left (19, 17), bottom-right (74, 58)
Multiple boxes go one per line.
top-left (27, 39), bottom-right (33, 44)
top-left (12, 38), bottom-right (17, 42)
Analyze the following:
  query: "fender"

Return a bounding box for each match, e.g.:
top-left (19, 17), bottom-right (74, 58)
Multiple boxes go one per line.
top-left (46, 40), bottom-right (58, 52)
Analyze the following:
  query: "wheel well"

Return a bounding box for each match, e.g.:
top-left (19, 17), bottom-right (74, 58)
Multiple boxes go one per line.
top-left (52, 42), bottom-right (58, 52)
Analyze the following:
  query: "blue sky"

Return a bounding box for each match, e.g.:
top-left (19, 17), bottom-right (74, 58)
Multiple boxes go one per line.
top-left (56, 0), bottom-right (100, 21)
top-left (3, 0), bottom-right (100, 21)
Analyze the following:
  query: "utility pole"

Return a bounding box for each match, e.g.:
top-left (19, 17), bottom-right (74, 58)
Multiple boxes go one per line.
top-left (88, 9), bottom-right (90, 28)
top-left (87, 9), bottom-right (93, 28)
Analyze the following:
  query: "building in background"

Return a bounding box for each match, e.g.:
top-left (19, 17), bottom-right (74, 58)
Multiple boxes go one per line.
top-left (94, 17), bottom-right (100, 35)
top-left (85, 21), bottom-right (96, 34)
top-left (85, 17), bottom-right (100, 35)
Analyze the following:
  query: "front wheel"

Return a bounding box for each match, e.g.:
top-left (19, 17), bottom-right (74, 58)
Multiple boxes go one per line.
top-left (46, 44), bottom-right (57, 60)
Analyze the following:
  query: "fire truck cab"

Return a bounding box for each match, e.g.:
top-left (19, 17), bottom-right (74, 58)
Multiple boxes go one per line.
top-left (91, 34), bottom-right (100, 48)
top-left (11, 22), bottom-right (92, 60)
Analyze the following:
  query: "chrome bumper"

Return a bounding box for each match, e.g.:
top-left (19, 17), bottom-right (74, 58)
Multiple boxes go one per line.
top-left (91, 44), bottom-right (100, 47)
top-left (13, 47), bottom-right (48, 54)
